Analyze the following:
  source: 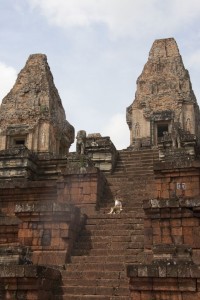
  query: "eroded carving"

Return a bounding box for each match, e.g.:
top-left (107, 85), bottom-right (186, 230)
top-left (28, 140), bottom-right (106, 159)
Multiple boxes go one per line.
top-left (76, 130), bottom-right (86, 154)
top-left (171, 122), bottom-right (181, 148)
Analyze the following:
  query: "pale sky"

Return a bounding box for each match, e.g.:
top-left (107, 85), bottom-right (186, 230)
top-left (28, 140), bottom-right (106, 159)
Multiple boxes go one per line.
top-left (1, 0), bottom-right (200, 151)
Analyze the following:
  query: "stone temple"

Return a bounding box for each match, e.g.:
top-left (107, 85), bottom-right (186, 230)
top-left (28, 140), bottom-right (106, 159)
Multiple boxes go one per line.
top-left (1, 38), bottom-right (200, 300)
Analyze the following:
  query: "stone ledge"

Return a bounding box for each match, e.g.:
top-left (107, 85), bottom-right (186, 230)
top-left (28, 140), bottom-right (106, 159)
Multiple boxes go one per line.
top-left (127, 261), bottom-right (200, 279)
top-left (0, 265), bottom-right (61, 279)
top-left (15, 202), bottom-right (77, 213)
top-left (0, 179), bottom-right (56, 189)
top-left (143, 197), bottom-right (200, 209)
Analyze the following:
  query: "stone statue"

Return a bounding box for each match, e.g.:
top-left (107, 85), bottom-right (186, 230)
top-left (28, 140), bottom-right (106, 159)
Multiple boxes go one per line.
top-left (186, 118), bottom-right (191, 132)
top-left (135, 122), bottom-right (140, 137)
top-left (171, 122), bottom-right (181, 148)
top-left (76, 130), bottom-right (86, 154)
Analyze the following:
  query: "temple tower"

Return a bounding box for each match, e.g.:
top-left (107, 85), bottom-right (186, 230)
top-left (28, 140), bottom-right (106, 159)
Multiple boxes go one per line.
top-left (0, 54), bottom-right (74, 155)
top-left (126, 38), bottom-right (200, 150)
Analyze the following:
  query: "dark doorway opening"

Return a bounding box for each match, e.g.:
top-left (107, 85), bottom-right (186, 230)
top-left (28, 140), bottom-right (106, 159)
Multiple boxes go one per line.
top-left (157, 124), bottom-right (168, 138)
top-left (15, 140), bottom-right (25, 145)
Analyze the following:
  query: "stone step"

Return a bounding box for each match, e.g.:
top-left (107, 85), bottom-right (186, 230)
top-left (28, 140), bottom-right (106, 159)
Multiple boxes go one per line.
top-left (100, 200), bottom-right (144, 206)
top-left (115, 160), bottom-right (156, 166)
top-left (124, 170), bottom-right (153, 175)
top-left (119, 150), bottom-right (154, 154)
top-left (83, 226), bottom-right (144, 234)
top-left (119, 159), bottom-right (154, 164)
top-left (58, 286), bottom-right (129, 297)
top-left (61, 278), bottom-right (128, 287)
top-left (66, 262), bottom-right (126, 272)
top-left (106, 194), bottom-right (146, 201)
top-left (105, 177), bottom-right (154, 183)
top-left (120, 161), bottom-right (154, 164)
top-left (124, 170), bottom-right (154, 174)
top-left (55, 294), bottom-right (131, 300)
top-left (122, 153), bottom-right (155, 157)
top-left (124, 158), bottom-right (158, 162)
top-left (110, 168), bottom-right (153, 173)
top-left (84, 223), bottom-right (142, 231)
top-left (105, 178), bottom-right (128, 182)
top-left (100, 206), bottom-right (141, 211)
top-left (125, 169), bottom-right (153, 173)
top-left (107, 174), bottom-right (153, 179)
top-left (61, 270), bottom-right (127, 280)
top-left (92, 211), bottom-right (144, 218)
top-left (79, 229), bottom-right (143, 237)
top-left (77, 232), bottom-right (144, 242)
top-left (88, 212), bottom-right (144, 219)
top-left (70, 254), bottom-right (141, 264)
top-left (125, 166), bottom-right (154, 171)
top-left (118, 160), bottom-right (154, 165)
top-left (86, 218), bottom-right (144, 225)
top-left (119, 152), bottom-right (155, 156)
top-left (122, 159), bottom-right (154, 163)
top-left (91, 213), bottom-right (145, 220)
top-left (72, 248), bottom-right (142, 257)
top-left (74, 241), bottom-right (143, 251)
top-left (106, 177), bottom-right (155, 181)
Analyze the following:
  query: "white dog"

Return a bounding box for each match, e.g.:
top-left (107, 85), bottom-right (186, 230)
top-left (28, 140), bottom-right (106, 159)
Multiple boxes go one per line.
top-left (108, 198), bottom-right (123, 214)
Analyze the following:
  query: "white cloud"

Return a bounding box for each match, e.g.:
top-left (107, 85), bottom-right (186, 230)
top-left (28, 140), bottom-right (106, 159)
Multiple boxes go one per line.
top-left (101, 113), bottom-right (129, 150)
top-left (0, 62), bottom-right (17, 102)
top-left (27, 0), bottom-right (200, 38)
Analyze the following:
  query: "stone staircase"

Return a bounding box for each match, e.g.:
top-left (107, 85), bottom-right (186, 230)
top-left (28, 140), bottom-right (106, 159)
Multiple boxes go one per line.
top-left (54, 149), bottom-right (159, 299)
top-left (103, 149), bottom-right (158, 209)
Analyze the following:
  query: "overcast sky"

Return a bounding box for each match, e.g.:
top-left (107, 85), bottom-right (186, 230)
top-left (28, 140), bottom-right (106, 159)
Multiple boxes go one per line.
top-left (1, 0), bottom-right (200, 151)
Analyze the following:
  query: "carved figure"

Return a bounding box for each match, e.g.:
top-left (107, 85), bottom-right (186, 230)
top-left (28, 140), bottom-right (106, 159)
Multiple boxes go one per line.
top-left (171, 122), bottom-right (181, 148)
top-left (162, 131), bottom-right (171, 142)
top-left (163, 131), bottom-right (168, 138)
top-left (108, 198), bottom-right (123, 214)
top-left (76, 130), bottom-right (86, 154)
top-left (41, 130), bottom-right (46, 147)
top-left (186, 118), bottom-right (191, 132)
top-left (135, 122), bottom-right (140, 137)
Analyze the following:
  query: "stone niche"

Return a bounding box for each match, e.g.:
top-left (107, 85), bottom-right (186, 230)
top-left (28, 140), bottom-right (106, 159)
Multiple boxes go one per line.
top-left (0, 54), bottom-right (74, 156)
top-left (126, 38), bottom-right (200, 153)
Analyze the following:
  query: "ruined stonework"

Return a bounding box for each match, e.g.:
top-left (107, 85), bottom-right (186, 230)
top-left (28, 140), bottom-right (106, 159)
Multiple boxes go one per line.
top-left (85, 133), bottom-right (118, 172)
top-left (0, 54), bottom-right (74, 155)
top-left (2, 39), bottom-right (200, 299)
top-left (127, 38), bottom-right (200, 152)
